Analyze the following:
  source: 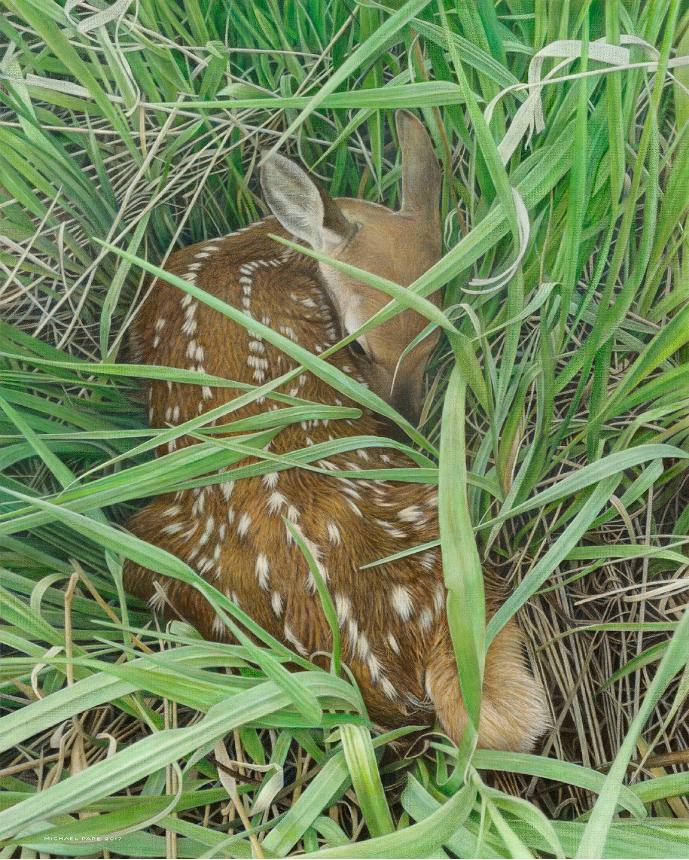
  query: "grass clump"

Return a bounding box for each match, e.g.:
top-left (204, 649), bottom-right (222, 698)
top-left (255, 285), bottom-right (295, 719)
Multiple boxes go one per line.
top-left (2, 0), bottom-right (689, 856)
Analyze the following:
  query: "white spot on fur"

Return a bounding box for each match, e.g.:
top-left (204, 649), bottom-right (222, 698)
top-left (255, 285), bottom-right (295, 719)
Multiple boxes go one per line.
top-left (284, 624), bottom-right (308, 656)
top-left (162, 522), bottom-right (183, 536)
top-left (376, 519), bottom-right (407, 539)
top-left (391, 585), bottom-right (414, 621)
top-left (354, 631), bottom-right (371, 662)
top-left (267, 491), bottom-right (286, 514)
top-left (271, 591), bottom-right (283, 616)
top-left (182, 523), bottom-right (198, 541)
top-left (345, 499), bottom-right (362, 517)
top-left (380, 676), bottom-right (398, 700)
top-left (199, 516), bottom-right (215, 546)
top-left (247, 355), bottom-right (268, 370)
top-left (302, 535), bottom-right (327, 590)
top-left (420, 551), bottom-right (437, 571)
top-left (255, 553), bottom-right (270, 590)
top-left (398, 505), bottom-right (424, 524)
top-left (419, 608), bottom-right (433, 630)
top-left (434, 584), bottom-right (445, 613)
top-left (237, 513), bottom-right (251, 538)
top-left (191, 490), bottom-right (206, 518)
top-left (335, 593), bottom-right (351, 626)
top-left (327, 522), bottom-right (341, 545)
top-left (182, 301), bottom-right (198, 336)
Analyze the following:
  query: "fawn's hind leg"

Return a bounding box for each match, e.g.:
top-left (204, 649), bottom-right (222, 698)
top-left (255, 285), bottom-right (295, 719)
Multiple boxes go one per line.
top-left (425, 619), bottom-right (549, 751)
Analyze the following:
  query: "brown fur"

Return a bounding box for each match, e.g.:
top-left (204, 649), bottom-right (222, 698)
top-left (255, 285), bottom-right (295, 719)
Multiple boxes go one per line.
top-left (124, 217), bottom-right (549, 749)
top-left (259, 111), bottom-right (443, 425)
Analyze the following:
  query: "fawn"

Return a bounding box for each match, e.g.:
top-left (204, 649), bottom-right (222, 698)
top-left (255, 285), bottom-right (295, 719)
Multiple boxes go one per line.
top-left (124, 111), bottom-right (548, 750)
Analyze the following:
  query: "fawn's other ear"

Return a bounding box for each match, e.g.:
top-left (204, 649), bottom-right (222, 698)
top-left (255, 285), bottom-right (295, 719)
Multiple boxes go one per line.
top-left (395, 109), bottom-right (441, 218)
top-left (260, 152), bottom-right (354, 249)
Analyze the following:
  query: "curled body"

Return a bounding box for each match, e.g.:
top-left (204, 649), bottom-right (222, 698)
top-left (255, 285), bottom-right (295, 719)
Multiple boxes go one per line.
top-left (124, 112), bottom-right (549, 750)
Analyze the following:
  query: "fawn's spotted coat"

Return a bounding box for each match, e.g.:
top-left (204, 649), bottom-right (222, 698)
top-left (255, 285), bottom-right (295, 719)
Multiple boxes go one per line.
top-left (124, 218), bottom-right (549, 749)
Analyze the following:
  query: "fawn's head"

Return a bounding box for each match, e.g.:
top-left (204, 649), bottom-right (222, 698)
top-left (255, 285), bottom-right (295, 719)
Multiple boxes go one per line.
top-left (260, 110), bottom-right (442, 425)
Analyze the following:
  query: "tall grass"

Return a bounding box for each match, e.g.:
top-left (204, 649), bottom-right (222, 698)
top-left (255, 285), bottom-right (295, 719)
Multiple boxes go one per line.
top-left (1, 0), bottom-right (689, 856)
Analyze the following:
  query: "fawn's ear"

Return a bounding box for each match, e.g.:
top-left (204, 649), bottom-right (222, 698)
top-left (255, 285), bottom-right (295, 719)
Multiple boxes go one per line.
top-left (260, 152), bottom-right (354, 249)
top-left (395, 109), bottom-right (441, 218)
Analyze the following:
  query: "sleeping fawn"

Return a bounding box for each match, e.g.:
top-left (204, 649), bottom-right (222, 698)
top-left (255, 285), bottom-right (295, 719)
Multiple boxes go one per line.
top-left (124, 111), bottom-right (548, 750)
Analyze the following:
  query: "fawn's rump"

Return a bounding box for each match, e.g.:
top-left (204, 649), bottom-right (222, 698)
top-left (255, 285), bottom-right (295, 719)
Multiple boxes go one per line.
top-left (122, 529), bottom-right (444, 732)
top-left (123, 525), bottom-right (549, 751)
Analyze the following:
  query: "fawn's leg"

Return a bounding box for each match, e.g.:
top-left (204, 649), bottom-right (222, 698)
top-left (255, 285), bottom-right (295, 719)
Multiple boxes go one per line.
top-left (425, 618), bottom-right (549, 751)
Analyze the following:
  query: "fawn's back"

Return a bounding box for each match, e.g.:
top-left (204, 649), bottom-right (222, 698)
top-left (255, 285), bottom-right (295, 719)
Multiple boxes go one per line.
top-left (124, 111), bottom-right (549, 748)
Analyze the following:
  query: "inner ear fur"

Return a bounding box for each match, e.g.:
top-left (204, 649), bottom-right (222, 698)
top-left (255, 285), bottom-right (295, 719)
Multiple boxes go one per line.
top-left (259, 150), bottom-right (354, 248)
